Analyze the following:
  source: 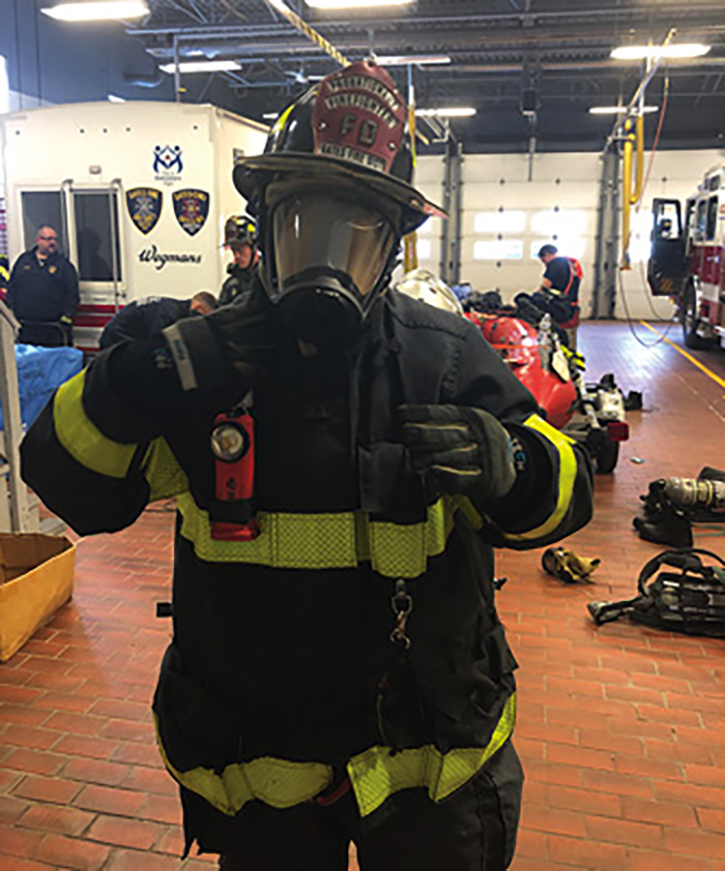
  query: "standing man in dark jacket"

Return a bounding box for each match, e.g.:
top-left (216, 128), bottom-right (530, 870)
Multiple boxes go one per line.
top-left (7, 226), bottom-right (79, 346)
top-left (99, 291), bottom-right (217, 349)
top-left (21, 62), bottom-right (593, 871)
top-left (219, 214), bottom-right (260, 306)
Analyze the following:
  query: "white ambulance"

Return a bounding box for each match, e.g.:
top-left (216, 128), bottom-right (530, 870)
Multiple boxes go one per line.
top-left (0, 101), bottom-right (268, 352)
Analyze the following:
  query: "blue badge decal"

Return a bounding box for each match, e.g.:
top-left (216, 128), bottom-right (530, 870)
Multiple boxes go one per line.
top-left (172, 189), bottom-right (210, 236)
top-left (126, 187), bottom-right (163, 235)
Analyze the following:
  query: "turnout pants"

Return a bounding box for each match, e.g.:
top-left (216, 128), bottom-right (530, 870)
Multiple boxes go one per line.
top-left (185, 742), bottom-right (523, 871)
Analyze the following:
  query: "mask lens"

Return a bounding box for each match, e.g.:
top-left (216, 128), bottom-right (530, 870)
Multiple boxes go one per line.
top-left (271, 189), bottom-right (396, 299)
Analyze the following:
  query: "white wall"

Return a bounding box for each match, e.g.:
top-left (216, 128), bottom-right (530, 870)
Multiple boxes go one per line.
top-left (414, 148), bottom-right (725, 320)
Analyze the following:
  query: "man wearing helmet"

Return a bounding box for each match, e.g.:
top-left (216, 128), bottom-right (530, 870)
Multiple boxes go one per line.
top-left (22, 61), bottom-right (593, 871)
top-left (219, 214), bottom-right (260, 306)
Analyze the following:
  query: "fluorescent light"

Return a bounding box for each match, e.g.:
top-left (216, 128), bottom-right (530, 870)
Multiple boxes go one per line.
top-left (41, 1), bottom-right (148, 21)
top-left (376, 55), bottom-right (451, 66)
top-left (306, 0), bottom-right (413, 8)
top-left (262, 113), bottom-right (278, 120)
top-left (589, 105), bottom-right (659, 114)
top-left (159, 60), bottom-right (241, 74)
top-left (416, 107), bottom-right (476, 118)
top-left (611, 43), bottom-right (710, 61)
top-left (107, 94), bottom-right (126, 102)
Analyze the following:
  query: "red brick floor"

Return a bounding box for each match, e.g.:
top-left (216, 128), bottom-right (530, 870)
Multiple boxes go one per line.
top-left (1, 321), bottom-right (724, 870)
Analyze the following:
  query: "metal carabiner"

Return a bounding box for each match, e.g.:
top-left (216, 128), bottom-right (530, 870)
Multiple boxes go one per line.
top-left (389, 578), bottom-right (413, 648)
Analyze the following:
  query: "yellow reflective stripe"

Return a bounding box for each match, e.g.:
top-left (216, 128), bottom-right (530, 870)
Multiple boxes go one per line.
top-left (154, 716), bottom-right (331, 816)
top-left (53, 371), bottom-right (136, 479)
top-left (177, 493), bottom-right (359, 570)
top-left (348, 692), bottom-right (517, 817)
top-left (177, 493), bottom-right (456, 578)
top-left (504, 414), bottom-right (577, 543)
top-left (143, 437), bottom-right (189, 501)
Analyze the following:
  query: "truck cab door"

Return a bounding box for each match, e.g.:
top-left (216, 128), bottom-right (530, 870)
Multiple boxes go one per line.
top-left (647, 198), bottom-right (686, 297)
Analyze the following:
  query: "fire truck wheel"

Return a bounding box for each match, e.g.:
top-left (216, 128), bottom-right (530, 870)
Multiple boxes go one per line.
top-left (595, 439), bottom-right (619, 475)
top-left (682, 282), bottom-right (715, 351)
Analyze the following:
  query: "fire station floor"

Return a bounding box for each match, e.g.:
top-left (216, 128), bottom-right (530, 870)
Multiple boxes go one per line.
top-left (1, 320), bottom-right (724, 871)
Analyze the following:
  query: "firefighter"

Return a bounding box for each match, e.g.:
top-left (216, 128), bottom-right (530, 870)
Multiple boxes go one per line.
top-left (219, 214), bottom-right (260, 306)
top-left (515, 243), bottom-right (582, 340)
top-left (7, 225), bottom-right (79, 346)
top-left (99, 291), bottom-right (217, 349)
top-left (21, 61), bottom-right (593, 871)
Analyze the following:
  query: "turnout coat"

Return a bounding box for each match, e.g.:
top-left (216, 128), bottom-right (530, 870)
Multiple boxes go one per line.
top-left (21, 286), bottom-right (593, 852)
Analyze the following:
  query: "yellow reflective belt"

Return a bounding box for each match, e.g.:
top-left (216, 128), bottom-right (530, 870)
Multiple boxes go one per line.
top-left (348, 692), bottom-right (517, 817)
top-left (504, 414), bottom-right (577, 543)
top-left (177, 492), bottom-right (455, 578)
top-left (155, 717), bottom-right (332, 816)
top-left (54, 371), bottom-right (137, 479)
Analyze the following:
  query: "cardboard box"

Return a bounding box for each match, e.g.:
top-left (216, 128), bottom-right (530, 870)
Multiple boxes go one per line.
top-left (0, 533), bottom-right (76, 661)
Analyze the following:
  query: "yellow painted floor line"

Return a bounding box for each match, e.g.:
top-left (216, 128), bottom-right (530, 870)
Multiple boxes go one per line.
top-left (640, 321), bottom-right (725, 391)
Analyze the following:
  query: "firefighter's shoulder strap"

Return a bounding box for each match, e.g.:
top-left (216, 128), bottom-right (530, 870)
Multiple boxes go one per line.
top-left (568, 257), bottom-right (583, 281)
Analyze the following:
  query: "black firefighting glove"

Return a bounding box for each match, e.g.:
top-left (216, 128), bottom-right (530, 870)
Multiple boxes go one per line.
top-left (399, 404), bottom-right (517, 502)
top-left (163, 295), bottom-right (278, 393)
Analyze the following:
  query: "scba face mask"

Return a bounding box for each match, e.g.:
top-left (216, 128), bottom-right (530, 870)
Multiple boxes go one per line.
top-left (266, 182), bottom-right (400, 346)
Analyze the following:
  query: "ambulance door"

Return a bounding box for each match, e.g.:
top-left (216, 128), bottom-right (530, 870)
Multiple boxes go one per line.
top-left (66, 182), bottom-right (125, 308)
top-left (67, 182), bottom-right (126, 353)
top-left (17, 183), bottom-right (124, 306)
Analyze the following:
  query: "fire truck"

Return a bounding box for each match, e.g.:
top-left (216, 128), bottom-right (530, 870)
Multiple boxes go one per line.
top-left (647, 164), bottom-right (724, 350)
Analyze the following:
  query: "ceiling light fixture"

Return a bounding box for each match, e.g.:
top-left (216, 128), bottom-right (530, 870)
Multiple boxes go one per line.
top-left (41, 1), bottom-right (149, 21)
top-left (159, 60), bottom-right (241, 74)
top-left (611, 43), bottom-right (710, 61)
top-left (305, 0), bottom-right (413, 8)
top-left (416, 107), bottom-right (476, 118)
top-left (589, 105), bottom-right (659, 114)
top-left (375, 55), bottom-right (451, 66)
top-left (262, 113), bottom-right (278, 120)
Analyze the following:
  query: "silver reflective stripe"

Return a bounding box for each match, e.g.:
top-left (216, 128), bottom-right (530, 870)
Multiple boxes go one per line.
top-left (164, 323), bottom-right (198, 392)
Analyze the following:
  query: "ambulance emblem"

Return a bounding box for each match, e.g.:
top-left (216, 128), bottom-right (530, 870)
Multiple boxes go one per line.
top-left (126, 187), bottom-right (163, 235)
top-left (172, 189), bottom-right (210, 236)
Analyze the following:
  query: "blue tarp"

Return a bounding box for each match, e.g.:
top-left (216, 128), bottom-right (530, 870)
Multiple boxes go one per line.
top-left (0, 344), bottom-right (83, 431)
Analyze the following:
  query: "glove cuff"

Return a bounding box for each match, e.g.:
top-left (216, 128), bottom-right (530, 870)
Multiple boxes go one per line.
top-left (468, 408), bottom-right (517, 499)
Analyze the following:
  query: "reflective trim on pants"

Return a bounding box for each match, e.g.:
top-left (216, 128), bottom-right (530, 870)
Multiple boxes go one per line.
top-left (347, 692), bottom-right (517, 817)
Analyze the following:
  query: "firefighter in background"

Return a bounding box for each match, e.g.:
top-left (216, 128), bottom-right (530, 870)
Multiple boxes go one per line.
top-left (99, 291), bottom-right (217, 349)
top-left (21, 61), bottom-right (593, 871)
top-left (7, 225), bottom-right (79, 346)
top-left (516, 243), bottom-right (582, 341)
top-left (219, 214), bottom-right (260, 306)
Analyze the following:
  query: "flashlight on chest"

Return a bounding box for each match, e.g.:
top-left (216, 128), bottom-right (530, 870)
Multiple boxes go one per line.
top-left (209, 407), bottom-right (260, 541)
